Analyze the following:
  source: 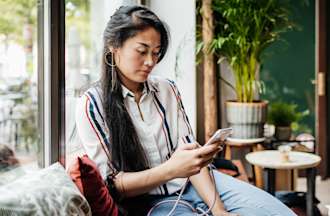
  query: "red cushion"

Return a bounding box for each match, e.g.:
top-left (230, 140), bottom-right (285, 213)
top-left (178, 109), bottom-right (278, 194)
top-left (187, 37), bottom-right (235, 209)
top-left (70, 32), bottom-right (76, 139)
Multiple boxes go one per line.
top-left (68, 155), bottom-right (118, 216)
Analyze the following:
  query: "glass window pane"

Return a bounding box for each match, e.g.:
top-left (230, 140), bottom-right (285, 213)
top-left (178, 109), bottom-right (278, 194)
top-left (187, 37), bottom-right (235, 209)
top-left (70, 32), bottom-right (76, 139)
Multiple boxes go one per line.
top-left (65, 0), bottom-right (93, 165)
top-left (65, 0), bottom-right (106, 165)
top-left (260, 1), bottom-right (315, 136)
top-left (0, 0), bottom-right (41, 184)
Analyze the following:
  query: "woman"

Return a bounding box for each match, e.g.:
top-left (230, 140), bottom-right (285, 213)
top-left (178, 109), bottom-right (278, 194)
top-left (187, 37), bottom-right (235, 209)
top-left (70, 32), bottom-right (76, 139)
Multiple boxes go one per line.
top-left (76, 5), bottom-right (296, 216)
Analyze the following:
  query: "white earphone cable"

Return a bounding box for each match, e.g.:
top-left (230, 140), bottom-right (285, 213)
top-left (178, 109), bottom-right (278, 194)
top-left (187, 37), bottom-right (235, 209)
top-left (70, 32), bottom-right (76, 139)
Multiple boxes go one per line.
top-left (147, 164), bottom-right (218, 216)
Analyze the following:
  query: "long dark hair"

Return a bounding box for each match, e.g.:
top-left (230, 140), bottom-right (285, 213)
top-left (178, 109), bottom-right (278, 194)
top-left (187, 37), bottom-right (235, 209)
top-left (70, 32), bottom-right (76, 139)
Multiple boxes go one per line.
top-left (101, 5), bottom-right (169, 172)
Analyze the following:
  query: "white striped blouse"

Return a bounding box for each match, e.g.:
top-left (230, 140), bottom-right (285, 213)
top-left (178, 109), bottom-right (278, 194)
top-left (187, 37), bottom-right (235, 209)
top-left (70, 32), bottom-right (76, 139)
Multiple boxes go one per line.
top-left (75, 75), bottom-right (195, 195)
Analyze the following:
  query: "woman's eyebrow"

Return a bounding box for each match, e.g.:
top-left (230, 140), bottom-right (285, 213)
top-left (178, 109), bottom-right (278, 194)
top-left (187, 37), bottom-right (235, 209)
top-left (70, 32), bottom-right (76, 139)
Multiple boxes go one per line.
top-left (137, 42), bottom-right (161, 49)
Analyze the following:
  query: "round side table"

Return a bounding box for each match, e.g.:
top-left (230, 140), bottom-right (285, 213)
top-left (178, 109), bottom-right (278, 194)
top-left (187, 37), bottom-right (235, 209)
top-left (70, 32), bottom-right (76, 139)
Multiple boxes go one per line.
top-left (246, 150), bottom-right (321, 216)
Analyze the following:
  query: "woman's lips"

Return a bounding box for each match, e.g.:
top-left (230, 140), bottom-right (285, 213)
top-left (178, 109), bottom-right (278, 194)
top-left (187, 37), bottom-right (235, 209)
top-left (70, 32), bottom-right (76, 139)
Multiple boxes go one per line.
top-left (140, 70), bottom-right (151, 74)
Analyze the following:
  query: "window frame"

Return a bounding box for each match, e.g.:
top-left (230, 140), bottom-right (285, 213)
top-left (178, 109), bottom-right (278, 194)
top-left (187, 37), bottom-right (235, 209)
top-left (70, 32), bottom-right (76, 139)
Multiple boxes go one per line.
top-left (49, 0), bottom-right (66, 166)
top-left (37, 0), bottom-right (45, 167)
top-left (39, 0), bottom-right (66, 166)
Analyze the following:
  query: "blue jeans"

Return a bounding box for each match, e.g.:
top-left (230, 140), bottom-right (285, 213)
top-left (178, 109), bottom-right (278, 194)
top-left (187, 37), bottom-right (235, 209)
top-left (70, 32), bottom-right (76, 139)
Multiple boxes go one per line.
top-left (147, 170), bottom-right (296, 216)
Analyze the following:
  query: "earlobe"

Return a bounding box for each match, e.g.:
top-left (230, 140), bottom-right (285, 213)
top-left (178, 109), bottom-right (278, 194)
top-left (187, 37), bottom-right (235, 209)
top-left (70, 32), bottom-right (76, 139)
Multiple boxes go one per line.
top-left (108, 47), bottom-right (120, 65)
top-left (108, 46), bottom-right (116, 53)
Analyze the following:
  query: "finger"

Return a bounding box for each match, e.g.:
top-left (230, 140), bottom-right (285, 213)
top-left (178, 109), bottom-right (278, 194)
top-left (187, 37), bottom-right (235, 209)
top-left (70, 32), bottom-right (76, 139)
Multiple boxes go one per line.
top-left (207, 141), bottom-right (224, 149)
top-left (208, 144), bottom-right (224, 156)
top-left (210, 140), bottom-right (224, 145)
top-left (179, 142), bottom-right (199, 150)
top-left (196, 144), bottom-right (221, 155)
top-left (203, 148), bottom-right (222, 159)
top-left (200, 146), bottom-right (221, 158)
top-left (197, 151), bottom-right (220, 162)
top-left (198, 150), bottom-right (219, 163)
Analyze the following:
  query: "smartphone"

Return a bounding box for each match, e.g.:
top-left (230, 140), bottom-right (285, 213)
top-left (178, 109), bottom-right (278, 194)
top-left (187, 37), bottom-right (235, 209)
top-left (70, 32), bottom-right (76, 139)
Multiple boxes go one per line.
top-left (204, 128), bottom-right (233, 146)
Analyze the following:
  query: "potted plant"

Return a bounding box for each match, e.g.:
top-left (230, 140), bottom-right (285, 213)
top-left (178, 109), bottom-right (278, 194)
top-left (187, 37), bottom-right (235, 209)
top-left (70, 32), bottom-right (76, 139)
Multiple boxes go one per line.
top-left (268, 102), bottom-right (308, 140)
top-left (206, 0), bottom-right (294, 139)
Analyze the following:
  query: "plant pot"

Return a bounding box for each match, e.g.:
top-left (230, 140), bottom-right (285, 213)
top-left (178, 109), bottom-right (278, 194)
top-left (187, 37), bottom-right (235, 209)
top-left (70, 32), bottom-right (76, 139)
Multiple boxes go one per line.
top-left (275, 126), bottom-right (292, 141)
top-left (225, 101), bottom-right (268, 139)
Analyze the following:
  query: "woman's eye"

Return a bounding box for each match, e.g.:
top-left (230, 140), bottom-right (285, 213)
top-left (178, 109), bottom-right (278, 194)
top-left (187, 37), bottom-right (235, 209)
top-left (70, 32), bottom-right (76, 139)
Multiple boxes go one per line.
top-left (153, 52), bottom-right (160, 57)
top-left (137, 50), bottom-right (147, 55)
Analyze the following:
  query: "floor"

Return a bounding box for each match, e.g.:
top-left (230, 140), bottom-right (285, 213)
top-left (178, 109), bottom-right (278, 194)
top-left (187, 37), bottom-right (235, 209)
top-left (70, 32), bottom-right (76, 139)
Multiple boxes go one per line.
top-left (296, 176), bottom-right (330, 216)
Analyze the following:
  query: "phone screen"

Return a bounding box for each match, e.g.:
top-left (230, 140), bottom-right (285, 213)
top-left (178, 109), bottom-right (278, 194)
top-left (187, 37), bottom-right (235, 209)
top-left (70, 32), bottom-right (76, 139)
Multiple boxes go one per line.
top-left (205, 128), bottom-right (233, 146)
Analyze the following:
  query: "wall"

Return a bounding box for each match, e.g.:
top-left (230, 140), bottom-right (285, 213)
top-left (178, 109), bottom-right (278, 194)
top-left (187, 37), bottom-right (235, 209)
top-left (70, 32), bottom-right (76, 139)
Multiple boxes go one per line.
top-left (149, 0), bottom-right (197, 135)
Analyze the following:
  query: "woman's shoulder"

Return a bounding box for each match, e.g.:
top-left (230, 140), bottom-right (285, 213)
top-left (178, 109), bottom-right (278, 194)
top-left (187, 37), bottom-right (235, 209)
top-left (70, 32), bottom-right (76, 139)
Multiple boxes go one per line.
top-left (80, 82), bottom-right (103, 101)
top-left (76, 82), bottom-right (105, 119)
top-left (76, 82), bottom-right (104, 113)
top-left (148, 75), bottom-right (178, 92)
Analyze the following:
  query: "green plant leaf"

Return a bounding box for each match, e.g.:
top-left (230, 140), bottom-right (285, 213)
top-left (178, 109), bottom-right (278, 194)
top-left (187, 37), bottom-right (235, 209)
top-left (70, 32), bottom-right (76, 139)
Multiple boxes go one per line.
top-left (204, 0), bottom-right (295, 102)
top-left (267, 102), bottom-right (308, 127)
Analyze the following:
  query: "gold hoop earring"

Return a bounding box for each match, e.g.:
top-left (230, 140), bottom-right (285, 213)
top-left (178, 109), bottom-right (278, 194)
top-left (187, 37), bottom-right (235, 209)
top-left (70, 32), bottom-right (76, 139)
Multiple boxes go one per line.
top-left (104, 51), bottom-right (116, 67)
top-left (105, 52), bottom-right (118, 91)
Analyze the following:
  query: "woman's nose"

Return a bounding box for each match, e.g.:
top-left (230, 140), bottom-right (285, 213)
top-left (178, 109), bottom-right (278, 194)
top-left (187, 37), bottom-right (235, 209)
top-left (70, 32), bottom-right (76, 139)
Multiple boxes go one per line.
top-left (144, 55), bottom-right (155, 67)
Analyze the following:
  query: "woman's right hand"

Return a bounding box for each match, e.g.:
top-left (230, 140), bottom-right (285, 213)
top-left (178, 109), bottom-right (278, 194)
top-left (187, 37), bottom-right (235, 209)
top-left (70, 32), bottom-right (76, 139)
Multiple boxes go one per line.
top-left (164, 142), bottom-right (221, 179)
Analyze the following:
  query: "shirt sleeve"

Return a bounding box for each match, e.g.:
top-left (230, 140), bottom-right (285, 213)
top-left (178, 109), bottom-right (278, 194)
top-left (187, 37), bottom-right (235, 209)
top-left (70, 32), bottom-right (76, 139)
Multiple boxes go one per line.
top-left (168, 81), bottom-right (196, 146)
top-left (75, 93), bottom-right (112, 179)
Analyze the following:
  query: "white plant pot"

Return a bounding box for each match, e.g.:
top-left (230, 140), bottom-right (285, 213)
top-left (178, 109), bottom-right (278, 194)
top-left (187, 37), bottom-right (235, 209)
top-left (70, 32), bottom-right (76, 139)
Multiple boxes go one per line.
top-left (225, 101), bottom-right (268, 139)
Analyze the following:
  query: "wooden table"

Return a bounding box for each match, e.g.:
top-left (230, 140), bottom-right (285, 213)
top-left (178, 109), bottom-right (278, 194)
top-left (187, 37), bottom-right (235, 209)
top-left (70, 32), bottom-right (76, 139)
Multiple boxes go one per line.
top-left (246, 150), bottom-right (321, 216)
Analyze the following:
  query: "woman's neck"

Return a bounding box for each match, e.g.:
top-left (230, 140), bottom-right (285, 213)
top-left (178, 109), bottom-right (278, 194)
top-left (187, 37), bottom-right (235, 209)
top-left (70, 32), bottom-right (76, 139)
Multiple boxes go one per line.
top-left (122, 78), bottom-right (143, 103)
top-left (118, 73), bottom-right (143, 95)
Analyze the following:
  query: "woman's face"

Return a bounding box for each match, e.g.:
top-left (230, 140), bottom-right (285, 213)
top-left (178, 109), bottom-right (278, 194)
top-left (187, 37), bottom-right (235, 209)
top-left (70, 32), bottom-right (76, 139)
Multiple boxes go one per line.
top-left (113, 27), bottom-right (161, 90)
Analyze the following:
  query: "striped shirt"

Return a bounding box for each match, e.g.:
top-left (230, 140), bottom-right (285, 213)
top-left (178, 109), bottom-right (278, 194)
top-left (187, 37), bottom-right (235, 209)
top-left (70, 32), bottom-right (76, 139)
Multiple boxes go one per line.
top-left (75, 75), bottom-right (195, 195)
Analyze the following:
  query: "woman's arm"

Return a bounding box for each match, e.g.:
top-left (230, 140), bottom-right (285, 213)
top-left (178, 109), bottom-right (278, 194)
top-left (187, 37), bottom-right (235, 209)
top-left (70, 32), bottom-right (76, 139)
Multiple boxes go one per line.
top-left (113, 161), bottom-right (171, 197)
top-left (190, 166), bottom-right (227, 215)
top-left (115, 143), bottom-right (221, 197)
top-left (189, 148), bottom-right (238, 216)
top-left (168, 81), bottom-right (234, 214)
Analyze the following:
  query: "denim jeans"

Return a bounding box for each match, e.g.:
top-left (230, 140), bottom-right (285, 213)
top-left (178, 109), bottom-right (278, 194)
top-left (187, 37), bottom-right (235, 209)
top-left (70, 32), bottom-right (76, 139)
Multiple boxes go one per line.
top-left (147, 170), bottom-right (296, 216)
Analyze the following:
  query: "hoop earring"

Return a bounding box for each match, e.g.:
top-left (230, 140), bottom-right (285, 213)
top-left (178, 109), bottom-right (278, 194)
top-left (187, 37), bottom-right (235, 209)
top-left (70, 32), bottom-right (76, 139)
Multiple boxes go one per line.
top-left (105, 52), bottom-right (117, 91)
top-left (104, 51), bottom-right (116, 67)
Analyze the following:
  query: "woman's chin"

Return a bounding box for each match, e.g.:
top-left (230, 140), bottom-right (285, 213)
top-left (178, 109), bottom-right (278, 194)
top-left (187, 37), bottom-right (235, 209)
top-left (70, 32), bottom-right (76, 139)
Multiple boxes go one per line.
top-left (137, 74), bottom-right (150, 82)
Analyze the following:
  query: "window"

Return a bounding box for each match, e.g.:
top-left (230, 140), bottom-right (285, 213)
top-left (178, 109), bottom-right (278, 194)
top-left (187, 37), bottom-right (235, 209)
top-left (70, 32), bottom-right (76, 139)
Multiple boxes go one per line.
top-left (65, 0), bottom-right (94, 165)
top-left (0, 0), bottom-right (42, 183)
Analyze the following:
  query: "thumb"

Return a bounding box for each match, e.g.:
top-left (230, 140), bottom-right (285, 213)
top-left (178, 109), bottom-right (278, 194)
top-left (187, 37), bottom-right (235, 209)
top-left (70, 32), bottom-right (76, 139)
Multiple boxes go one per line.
top-left (179, 142), bottom-right (199, 150)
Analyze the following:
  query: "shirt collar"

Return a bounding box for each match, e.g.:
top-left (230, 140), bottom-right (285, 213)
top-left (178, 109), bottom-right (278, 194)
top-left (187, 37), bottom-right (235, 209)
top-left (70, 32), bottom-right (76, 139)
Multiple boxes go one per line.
top-left (121, 78), bottom-right (158, 98)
